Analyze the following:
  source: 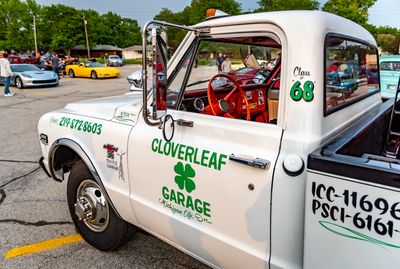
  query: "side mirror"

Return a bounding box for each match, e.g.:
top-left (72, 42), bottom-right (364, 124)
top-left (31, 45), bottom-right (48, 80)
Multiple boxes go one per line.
top-left (151, 27), bottom-right (168, 120)
top-left (128, 70), bottom-right (143, 91)
top-left (141, 20), bottom-right (194, 127)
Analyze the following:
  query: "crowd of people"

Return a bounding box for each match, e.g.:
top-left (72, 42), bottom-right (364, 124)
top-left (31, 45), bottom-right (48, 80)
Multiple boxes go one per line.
top-left (0, 51), bottom-right (66, 97)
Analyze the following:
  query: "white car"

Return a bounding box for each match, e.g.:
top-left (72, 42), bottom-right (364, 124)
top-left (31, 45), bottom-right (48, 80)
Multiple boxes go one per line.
top-left (106, 55), bottom-right (123, 67)
top-left (0, 64), bottom-right (59, 89)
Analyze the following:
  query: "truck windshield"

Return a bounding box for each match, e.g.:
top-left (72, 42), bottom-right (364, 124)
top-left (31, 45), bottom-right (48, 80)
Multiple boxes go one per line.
top-left (325, 35), bottom-right (379, 115)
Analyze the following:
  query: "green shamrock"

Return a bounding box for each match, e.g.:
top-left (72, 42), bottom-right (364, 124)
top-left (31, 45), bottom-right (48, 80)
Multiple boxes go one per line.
top-left (174, 162), bottom-right (196, 193)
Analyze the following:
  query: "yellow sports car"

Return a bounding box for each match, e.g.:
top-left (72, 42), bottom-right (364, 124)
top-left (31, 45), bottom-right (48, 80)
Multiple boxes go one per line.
top-left (66, 62), bottom-right (120, 79)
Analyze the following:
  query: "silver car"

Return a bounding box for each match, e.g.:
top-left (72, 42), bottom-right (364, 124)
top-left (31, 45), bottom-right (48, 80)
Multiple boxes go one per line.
top-left (9, 64), bottom-right (59, 89)
top-left (106, 55), bottom-right (123, 67)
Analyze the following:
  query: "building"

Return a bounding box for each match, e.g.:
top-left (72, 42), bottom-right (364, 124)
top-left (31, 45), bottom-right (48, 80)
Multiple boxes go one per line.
top-left (70, 45), bottom-right (122, 58)
top-left (122, 45), bottom-right (152, 59)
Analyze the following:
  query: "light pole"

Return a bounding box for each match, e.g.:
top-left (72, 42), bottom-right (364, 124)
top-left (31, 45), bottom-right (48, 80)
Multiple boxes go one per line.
top-left (33, 14), bottom-right (38, 54)
top-left (83, 13), bottom-right (90, 58)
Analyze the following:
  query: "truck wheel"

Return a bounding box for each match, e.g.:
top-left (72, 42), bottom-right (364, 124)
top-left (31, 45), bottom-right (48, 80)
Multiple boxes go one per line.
top-left (69, 70), bottom-right (75, 78)
top-left (15, 77), bottom-right (23, 89)
top-left (67, 161), bottom-right (135, 250)
top-left (91, 71), bottom-right (98, 79)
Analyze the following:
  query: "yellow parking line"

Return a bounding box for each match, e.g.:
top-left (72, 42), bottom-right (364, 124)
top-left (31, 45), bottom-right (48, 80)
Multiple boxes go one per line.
top-left (4, 234), bottom-right (83, 259)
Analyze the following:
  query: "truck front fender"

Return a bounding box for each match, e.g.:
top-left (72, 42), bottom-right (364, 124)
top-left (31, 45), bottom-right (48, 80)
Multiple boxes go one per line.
top-left (48, 138), bottom-right (121, 218)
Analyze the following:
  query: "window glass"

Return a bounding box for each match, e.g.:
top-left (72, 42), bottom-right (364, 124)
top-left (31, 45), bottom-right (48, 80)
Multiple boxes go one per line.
top-left (325, 36), bottom-right (379, 114)
top-left (380, 62), bottom-right (400, 72)
top-left (380, 62), bottom-right (392, 71)
top-left (168, 36), bottom-right (281, 124)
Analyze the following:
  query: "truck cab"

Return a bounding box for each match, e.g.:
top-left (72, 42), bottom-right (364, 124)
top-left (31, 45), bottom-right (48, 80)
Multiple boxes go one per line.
top-left (38, 10), bottom-right (398, 269)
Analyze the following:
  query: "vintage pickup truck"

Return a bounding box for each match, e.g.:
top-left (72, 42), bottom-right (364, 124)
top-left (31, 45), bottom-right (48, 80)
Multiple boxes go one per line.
top-left (37, 10), bottom-right (400, 269)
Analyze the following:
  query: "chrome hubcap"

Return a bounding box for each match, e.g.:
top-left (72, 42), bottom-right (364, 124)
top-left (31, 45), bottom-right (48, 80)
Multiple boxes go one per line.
top-left (74, 180), bottom-right (109, 232)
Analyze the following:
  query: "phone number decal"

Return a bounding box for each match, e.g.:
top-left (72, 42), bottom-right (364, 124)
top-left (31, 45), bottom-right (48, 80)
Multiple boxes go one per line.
top-left (58, 117), bottom-right (102, 135)
top-left (311, 181), bottom-right (400, 246)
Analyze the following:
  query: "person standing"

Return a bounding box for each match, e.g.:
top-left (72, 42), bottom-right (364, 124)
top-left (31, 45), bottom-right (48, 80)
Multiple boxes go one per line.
top-left (51, 53), bottom-right (60, 78)
top-left (216, 53), bottom-right (224, 73)
top-left (0, 52), bottom-right (15, 97)
top-left (221, 56), bottom-right (232, 73)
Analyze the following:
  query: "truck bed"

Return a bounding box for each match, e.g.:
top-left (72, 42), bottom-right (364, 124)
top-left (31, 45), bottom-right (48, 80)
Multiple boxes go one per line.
top-left (308, 99), bottom-right (400, 187)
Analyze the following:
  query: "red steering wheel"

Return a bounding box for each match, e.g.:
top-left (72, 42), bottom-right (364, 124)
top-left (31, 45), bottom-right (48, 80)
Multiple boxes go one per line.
top-left (206, 74), bottom-right (251, 121)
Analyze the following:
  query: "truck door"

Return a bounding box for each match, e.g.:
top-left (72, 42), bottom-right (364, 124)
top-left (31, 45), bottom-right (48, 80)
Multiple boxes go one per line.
top-left (129, 27), bottom-right (285, 268)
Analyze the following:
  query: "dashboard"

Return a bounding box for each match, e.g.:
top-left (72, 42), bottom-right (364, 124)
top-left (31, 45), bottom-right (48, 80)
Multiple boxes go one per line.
top-left (181, 83), bottom-right (268, 117)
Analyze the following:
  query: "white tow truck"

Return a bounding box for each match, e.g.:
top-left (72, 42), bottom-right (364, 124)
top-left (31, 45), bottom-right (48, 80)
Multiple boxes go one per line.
top-left (38, 10), bottom-right (400, 269)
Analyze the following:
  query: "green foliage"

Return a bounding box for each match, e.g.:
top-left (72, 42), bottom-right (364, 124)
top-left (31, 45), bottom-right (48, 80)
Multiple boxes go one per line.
top-left (377, 34), bottom-right (400, 54)
top-left (153, 0), bottom-right (241, 50)
top-left (0, 0), bottom-right (141, 53)
top-left (256, 0), bottom-right (319, 12)
top-left (155, 0), bottom-right (241, 26)
top-left (322, 0), bottom-right (376, 26)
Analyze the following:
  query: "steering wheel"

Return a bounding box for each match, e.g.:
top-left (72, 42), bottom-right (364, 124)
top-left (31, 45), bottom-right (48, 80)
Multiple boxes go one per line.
top-left (206, 74), bottom-right (251, 121)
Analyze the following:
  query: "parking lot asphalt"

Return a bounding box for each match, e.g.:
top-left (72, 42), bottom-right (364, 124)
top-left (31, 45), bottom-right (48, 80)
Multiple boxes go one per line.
top-left (0, 65), bottom-right (208, 269)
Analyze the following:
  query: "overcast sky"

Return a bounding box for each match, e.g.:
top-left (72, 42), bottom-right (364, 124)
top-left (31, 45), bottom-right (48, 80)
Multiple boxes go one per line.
top-left (35, 0), bottom-right (400, 29)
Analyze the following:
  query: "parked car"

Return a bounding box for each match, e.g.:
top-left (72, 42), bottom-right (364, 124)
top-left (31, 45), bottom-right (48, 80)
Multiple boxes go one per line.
top-left (106, 55), bottom-right (123, 67)
top-left (8, 55), bottom-right (22, 64)
top-left (380, 55), bottom-right (400, 99)
top-left (0, 64), bottom-right (59, 88)
top-left (127, 70), bottom-right (142, 91)
top-left (19, 54), bottom-right (40, 64)
top-left (66, 62), bottom-right (120, 79)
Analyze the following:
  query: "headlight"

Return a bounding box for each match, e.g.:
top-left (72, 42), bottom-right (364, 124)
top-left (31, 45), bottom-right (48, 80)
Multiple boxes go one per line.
top-left (21, 73), bottom-right (32, 78)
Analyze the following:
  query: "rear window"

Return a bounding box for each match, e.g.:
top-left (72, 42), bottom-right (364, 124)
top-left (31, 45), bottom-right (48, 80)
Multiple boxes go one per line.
top-left (325, 35), bottom-right (379, 115)
top-left (380, 62), bottom-right (400, 71)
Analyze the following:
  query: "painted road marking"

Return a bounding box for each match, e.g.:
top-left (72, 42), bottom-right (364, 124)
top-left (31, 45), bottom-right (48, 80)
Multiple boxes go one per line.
top-left (4, 234), bottom-right (83, 259)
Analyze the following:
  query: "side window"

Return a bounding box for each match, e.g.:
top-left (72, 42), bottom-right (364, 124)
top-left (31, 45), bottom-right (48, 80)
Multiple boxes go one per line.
top-left (325, 35), bottom-right (379, 115)
top-left (167, 45), bottom-right (196, 109)
top-left (169, 35), bottom-right (282, 124)
top-left (380, 62), bottom-right (392, 71)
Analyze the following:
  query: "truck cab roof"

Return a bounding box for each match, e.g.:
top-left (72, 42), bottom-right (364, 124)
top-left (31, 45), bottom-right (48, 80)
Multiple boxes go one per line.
top-left (194, 10), bottom-right (376, 47)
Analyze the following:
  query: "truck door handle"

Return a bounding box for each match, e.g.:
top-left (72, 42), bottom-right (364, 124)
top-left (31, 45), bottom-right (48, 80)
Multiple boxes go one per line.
top-left (229, 154), bottom-right (270, 170)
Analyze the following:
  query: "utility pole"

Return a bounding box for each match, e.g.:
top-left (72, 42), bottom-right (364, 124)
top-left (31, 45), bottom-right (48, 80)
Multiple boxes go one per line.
top-left (33, 14), bottom-right (38, 54)
top-left (83, 13), bottom-right (90, 58)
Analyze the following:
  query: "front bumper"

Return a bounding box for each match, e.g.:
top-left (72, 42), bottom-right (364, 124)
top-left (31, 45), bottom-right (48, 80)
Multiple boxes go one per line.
top-left (108, 62), bottom-right (122, 66)
top-left (21, 79), bottom-right (59, 88)
top-left (99, 73), bottom-right (120, 78)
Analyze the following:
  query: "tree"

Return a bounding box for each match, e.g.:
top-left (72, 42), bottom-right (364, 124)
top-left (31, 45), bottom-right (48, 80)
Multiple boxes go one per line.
top-left (377, 34), bottom-right (400, 54)
top-left (256, 0), bottom-right (319, 12)
top-left (154, 0), bottom-right (241, 26)
top-left (322, 0), bottom-right (376, 26)
top-left (153, 0), bottom-right (241, 51)
top-left (0, 0), bottom-right (32, 52)
top-left (0, 0), bottom-right (142, 53)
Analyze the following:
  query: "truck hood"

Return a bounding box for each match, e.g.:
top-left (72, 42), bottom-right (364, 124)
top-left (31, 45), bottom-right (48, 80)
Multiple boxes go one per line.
top-left (62, 92), bottom-right (143, 121)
